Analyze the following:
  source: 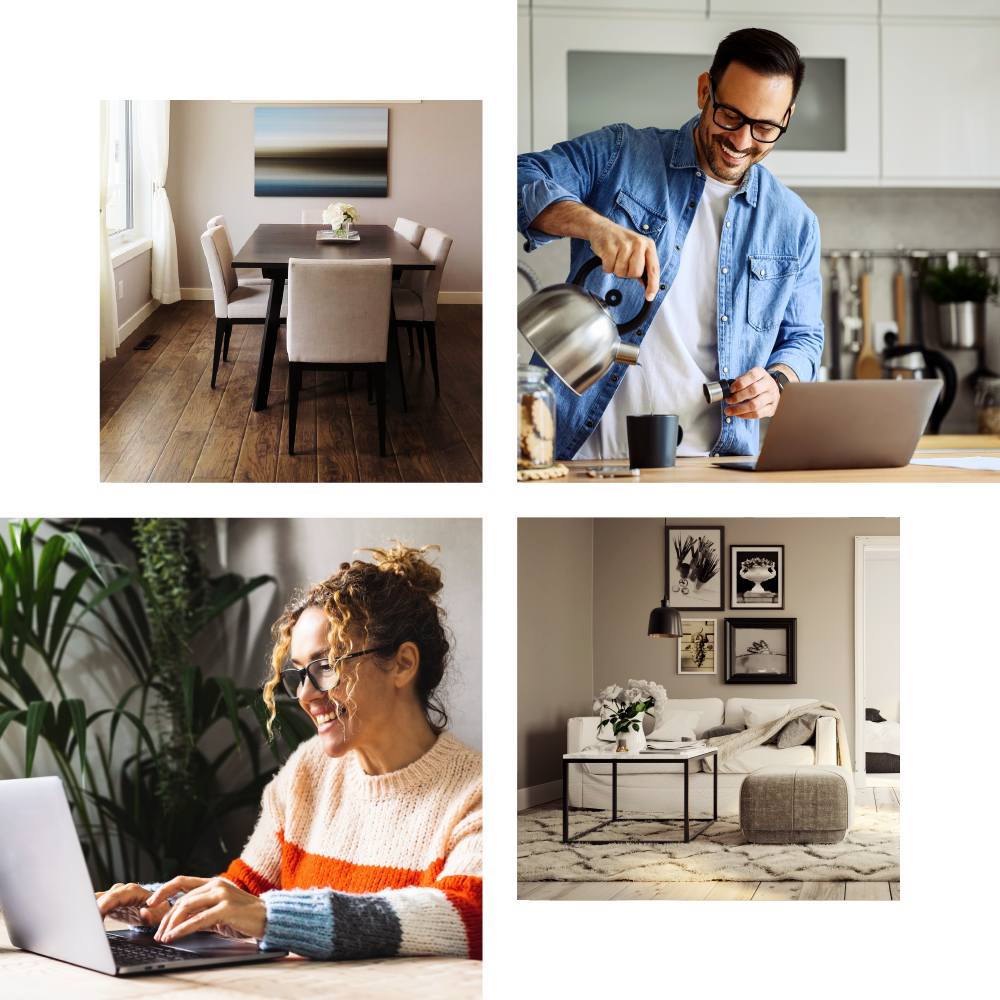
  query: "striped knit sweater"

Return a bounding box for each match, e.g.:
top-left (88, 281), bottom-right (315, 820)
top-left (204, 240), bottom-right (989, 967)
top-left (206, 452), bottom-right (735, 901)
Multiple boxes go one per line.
top-left (223, 730), bottom-right (481, 961)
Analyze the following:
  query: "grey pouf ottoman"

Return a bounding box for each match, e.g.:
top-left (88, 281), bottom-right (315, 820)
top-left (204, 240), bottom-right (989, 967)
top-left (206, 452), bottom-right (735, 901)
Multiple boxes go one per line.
top-left (740, 765), bottom-right (854, 844)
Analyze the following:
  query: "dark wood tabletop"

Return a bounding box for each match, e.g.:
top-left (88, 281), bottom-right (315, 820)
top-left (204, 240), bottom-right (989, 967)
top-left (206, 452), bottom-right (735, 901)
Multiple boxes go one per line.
top-left (232, 224), bottom-right (434, 269)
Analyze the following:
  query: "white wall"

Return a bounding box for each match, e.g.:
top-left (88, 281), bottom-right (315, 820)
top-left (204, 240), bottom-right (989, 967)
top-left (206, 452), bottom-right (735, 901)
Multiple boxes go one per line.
top-left (196, 518), bottom-right (482, 752)
top-left (864, 548), bottom-right (901, 724)
top-left (168, 101), bottom-right (482, 296)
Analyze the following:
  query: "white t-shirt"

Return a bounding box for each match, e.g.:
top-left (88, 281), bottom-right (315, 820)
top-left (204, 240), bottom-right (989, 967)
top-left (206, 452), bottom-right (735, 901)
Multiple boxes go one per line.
top-left (575, 174), bottom-right (736, 460)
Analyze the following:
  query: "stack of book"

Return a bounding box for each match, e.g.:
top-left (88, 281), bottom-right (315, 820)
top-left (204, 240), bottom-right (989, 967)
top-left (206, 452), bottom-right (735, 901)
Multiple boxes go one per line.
top-left (642, 740), bottom-right (710, 755)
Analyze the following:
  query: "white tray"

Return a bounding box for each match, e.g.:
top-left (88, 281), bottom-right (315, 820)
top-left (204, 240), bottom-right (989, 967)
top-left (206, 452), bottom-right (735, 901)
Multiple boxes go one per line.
top-left (316, 230), bottom-right (361, 243)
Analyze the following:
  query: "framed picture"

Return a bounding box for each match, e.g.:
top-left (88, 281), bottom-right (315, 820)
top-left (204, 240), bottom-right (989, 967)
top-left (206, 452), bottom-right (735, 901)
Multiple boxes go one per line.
top-left (666, 526), bottom-right (724, 611)
top-left (730, 545), bottom-right (784, 609)
top-left (254, 106), bottom-right (389, 197)
top-left (725, 618), bottom-right (797, 684)
top-left (678, 618), bottom-right (719, 674)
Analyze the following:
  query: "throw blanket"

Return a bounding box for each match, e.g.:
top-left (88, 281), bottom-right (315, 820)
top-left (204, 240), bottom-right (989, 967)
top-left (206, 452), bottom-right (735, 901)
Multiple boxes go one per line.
top-left (701, 701), bottom-right (852, 773)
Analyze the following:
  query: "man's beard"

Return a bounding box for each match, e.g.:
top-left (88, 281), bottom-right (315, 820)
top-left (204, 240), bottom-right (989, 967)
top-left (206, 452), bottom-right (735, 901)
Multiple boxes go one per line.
top-left (695, 106), bottom-right (769, 183)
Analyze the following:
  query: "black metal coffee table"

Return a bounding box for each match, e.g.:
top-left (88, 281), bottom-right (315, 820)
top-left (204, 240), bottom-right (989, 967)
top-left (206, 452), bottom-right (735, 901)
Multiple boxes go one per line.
top-left (562, 748), bottom-right (719, 844)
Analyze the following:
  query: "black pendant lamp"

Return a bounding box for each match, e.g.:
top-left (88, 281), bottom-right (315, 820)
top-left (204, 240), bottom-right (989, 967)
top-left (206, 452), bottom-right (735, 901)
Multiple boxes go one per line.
top-left (648, 518), bottom-right (683, 638)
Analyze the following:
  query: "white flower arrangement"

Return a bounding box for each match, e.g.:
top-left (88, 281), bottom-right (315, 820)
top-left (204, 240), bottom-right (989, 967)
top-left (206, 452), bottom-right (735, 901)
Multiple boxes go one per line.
top-left (592, 678), bottom-right (668, 719)
top-left (322, 202), bottom-right (360, 230)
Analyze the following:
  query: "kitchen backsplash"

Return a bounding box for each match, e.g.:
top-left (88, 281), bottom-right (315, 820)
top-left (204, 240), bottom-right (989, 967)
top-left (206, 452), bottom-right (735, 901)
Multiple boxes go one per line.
top-left (517, 187), bottom-right (1000, 433)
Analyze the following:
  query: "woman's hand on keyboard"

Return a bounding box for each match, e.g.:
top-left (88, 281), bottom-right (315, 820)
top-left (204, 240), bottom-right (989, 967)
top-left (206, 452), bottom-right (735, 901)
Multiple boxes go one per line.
top-left (148, 876), bottom-right (266, 943)
top-left (95, 883), bottom-right (171, 928)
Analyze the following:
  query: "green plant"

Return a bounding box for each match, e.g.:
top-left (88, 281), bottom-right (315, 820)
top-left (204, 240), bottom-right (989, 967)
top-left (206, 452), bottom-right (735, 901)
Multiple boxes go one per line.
top-left (922, 262), bottom-right (999, 304)
top-left (597, 696), bottom-right (655, 738)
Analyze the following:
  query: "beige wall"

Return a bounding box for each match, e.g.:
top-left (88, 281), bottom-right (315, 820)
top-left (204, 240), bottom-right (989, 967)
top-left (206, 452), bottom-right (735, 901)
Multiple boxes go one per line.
top-left (517, 517), bottom-right (900, 789)
top-left (112, 249), bottom-right (152, 326)
top-left (517, 519), bottom-right (595, 789)
top-left (168, 101), bottom-right (482, 294)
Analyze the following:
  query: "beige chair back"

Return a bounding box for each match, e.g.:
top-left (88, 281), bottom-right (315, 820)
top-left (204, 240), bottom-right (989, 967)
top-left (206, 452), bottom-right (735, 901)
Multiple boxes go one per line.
top-left (394, 217), bottom-right (425, 248)
top-left (201, 227), bottom-right (238, 318)
top-left (301, 209), bottom-right (326, 224)
top-left (286, 258), bottom-right (392, 364)
top-left (409, 228), bottom-right (453, 321)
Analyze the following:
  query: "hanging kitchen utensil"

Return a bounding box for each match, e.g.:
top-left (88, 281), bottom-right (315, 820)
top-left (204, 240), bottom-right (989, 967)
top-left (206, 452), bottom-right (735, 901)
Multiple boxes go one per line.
top-left (910, 250), bottom-right (929, 346)
top-left (843, 250), bottom-right (862, 354)
top-left (894, 245), bottom-right (907, 345)
top-left (881, 344), bottom-right (957, 434)
top-left (517, 254), bottom-right (655, 396)
top-left (968, 250), bottom-right (999, 384)
top-left (855, 252), bottom-right (881, 379)
top-left (829, 251), bottom-right (842, 379)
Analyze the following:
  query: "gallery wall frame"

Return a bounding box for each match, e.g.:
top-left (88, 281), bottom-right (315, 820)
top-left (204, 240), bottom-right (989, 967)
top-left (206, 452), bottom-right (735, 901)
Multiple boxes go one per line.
top-left (730, 544), bottom-right (784, 609)
top-left (678, 618), bottom-right (719, 675)
top-left (724, 618), bottom-right (797, 684)
top-left (665, 525), bottom-right (724, 612)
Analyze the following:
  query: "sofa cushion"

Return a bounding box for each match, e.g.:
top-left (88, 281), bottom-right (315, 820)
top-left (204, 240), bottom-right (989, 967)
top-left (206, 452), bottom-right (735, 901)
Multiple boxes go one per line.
top-left (652, 699), bottom-right (723, 737)
top-left (717, 744), bottom-right (815, 773)
top-left (744, 704), bottom-right (789, 728)
top-left (725, 698), bottom-right (819, 728)
top-left (703, 725), bottom-right (745, 738)
top-left (776, 714), bottom-right (819, 748)
top-left (865, 708), bottom-right (886, 723)
top-left (647, 711), bottom-right (703, 742)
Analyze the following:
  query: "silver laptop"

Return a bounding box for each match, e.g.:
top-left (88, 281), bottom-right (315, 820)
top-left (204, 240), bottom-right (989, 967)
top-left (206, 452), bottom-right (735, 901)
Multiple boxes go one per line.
top-left (715, 379), bottom-right (943, 472)
top-left (0, 777), bottom-right (287, 976)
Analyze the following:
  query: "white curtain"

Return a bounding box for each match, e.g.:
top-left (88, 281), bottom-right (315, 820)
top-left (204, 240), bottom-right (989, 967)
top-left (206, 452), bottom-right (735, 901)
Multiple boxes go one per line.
top-left (99, 101), bottom-right (120, 361)
top-left (137, 100), bottom-right (181, 304)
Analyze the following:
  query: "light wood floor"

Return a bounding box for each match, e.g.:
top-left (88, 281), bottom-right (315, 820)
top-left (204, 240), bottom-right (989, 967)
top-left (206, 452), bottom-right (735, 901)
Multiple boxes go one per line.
top-left (518, 788), bottom-right (900, 901)
top-left (100, 300), bottom-right (482, 482)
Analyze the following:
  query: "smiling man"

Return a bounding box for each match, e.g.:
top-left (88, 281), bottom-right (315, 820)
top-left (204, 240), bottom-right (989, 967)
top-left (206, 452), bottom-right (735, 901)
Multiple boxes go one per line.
top-left (517, 28), bottom-right (824, 460)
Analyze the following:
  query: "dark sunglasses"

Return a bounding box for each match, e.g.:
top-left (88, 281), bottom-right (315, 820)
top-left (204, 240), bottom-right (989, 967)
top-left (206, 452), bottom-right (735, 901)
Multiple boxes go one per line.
top-left (279, 646), bottom-right (394, 699)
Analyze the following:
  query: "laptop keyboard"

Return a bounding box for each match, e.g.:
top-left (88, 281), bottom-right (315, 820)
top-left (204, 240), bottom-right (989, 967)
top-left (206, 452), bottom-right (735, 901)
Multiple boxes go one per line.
top-left (109, 933), bottom-right (196, 967)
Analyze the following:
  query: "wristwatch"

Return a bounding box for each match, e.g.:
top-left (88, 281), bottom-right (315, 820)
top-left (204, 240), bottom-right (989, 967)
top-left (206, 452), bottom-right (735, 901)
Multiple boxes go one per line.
top-left (766, 369), bottom-right (790, 394)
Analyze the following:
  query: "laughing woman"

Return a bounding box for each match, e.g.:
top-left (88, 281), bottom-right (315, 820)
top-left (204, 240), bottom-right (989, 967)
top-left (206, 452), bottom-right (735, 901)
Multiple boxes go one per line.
top-left (97, 544), bottom-right (482, 961)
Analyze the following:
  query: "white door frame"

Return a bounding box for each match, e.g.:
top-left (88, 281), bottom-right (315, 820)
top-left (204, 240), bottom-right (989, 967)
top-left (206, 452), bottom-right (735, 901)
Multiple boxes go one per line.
top-left (854, 535), bottom-right (900, 789)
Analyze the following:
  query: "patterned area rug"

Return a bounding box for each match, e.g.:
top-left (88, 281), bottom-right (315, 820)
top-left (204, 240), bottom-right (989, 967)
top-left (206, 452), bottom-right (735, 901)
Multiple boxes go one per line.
top-left (518, 807), bottom-right (899, 882)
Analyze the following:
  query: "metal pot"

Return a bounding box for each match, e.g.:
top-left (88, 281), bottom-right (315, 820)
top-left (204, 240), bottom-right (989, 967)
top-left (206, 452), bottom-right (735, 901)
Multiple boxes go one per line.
top-left (516, 255), bottom-right (654, 396)
top-left (937, 301), bottom-right (978, 348)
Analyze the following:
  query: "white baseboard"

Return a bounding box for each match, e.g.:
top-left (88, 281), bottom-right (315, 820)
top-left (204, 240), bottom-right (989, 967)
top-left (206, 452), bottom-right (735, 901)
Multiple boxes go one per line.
top-left (181, 287), bottom-right (214, 300)
top-left (117, 298), bottom-right (159, 341)
top-left (517, 780), bottom-right (563, 811)
top-left (438, 291), bottom-right (482, 304)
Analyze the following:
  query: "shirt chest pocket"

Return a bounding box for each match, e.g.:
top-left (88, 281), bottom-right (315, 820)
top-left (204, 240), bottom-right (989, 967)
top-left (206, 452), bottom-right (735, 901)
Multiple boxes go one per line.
top-left (609, 189), bottom-right (668, 240)
top-left (746, 255), bottom-right (799, 332)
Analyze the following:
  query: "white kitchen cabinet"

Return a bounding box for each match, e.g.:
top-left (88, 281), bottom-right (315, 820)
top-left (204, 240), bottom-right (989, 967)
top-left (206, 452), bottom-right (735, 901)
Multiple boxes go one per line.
top-left (712, 0), bottom-right (876, 14)
top-left (882, 0), bottom-right (999, 15)
top-left (518, 6), bottom-right (532, 153)
top-left (531, 9), bottom-right (879, 184)
top-left (536, 0), bottom-right (706, 11)
top-left (881, 22), bottom-right (1000, 184)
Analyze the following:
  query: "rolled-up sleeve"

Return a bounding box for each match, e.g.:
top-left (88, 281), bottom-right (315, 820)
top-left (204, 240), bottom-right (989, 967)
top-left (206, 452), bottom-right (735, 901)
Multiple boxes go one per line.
top-left (766, 212), bottom-right (825, 381)
top-left (517, 126), bottom-right (621, 252)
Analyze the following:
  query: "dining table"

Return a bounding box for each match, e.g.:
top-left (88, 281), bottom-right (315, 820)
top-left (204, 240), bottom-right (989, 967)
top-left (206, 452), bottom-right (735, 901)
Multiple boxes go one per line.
top-left (231, 224), bottom-right (435, 412)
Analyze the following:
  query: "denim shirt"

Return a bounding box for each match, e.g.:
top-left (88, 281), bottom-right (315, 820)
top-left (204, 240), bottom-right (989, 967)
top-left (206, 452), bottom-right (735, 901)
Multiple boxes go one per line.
top-left (517, 116), bottom-right (824, 459)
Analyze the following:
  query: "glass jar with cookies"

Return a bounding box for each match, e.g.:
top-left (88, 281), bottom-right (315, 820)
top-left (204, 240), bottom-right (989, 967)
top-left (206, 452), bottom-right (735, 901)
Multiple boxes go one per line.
top-left (518, 364), bottom-right (556, 470)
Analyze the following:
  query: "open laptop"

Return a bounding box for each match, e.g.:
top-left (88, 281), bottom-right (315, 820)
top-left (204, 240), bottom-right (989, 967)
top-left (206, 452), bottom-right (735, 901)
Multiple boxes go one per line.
top-left (715, 379), bottom-right (943, 472)
top-left (0, 777), bottom-right (287, 976)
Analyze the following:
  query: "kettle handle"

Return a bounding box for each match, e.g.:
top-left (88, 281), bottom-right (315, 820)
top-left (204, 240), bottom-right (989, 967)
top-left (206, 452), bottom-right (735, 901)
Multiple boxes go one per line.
top-left (921, 349), bottom-right (958, 434)
top-left (572, 255), bottom-right (656, 335)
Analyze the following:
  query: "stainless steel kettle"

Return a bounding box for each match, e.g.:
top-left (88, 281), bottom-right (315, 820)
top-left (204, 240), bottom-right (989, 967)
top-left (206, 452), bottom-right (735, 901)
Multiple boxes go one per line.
top-left (881, 340), bottom-right (957, 434)
top-left (517, 256), bottom-right (655, 396)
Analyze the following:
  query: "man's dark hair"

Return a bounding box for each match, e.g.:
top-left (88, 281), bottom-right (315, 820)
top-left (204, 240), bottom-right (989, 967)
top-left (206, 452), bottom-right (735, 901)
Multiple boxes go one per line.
top-left (709, 28), bottom-right (806, 103)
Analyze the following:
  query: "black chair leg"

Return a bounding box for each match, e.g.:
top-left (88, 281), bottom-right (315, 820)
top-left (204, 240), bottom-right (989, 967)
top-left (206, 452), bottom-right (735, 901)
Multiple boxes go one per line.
top-left (212, 318), bottom-right (226, 388)
top-left (222, 320), bottom-right (233, 361)
top-left (347, 371), bottom-right (354, 391)
top-left (407, 327), bottom-right (414, 357)
top-left (374, 363), bottom-right (387, 457)
top-left (426, 321), bottom-right (440, 395)
top-left (288, 363), bottom-right (301, 455)
top-left (367, 368), bottom-right (374, 404)
top-left (417, 325), bottom-right (425, 365)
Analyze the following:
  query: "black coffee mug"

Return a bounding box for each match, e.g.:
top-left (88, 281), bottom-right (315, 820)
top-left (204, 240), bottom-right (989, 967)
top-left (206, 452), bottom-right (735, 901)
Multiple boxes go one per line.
top-left (626, 414), bottom-right (684, 468)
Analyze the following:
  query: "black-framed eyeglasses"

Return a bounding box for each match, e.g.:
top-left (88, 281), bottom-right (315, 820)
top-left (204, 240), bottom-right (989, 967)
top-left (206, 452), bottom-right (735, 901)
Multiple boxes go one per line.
top-left (279, 647), bottom-right (394, 699)
top-left (707, 75), bottom-right (790, 144)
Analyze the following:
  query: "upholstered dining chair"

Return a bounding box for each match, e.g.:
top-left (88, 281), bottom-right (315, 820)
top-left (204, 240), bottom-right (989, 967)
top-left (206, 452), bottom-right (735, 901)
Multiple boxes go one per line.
top-left (286, 258), bottom-right (393, 458)
top-left (206, 215), bottom-right (268, 285)
top-left (391, 217), bottom-right (427, 296)
top-left (201, 226), bottom-right (286, 388)
top-left (391, 228), bottom-right (453, 394)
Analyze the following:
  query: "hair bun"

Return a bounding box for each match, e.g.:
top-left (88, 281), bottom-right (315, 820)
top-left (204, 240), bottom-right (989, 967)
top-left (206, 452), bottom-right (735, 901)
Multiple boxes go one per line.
top-left (339, 562), bottom-right (351, 571)
top-left (362, 541), bottom-right (443, 599)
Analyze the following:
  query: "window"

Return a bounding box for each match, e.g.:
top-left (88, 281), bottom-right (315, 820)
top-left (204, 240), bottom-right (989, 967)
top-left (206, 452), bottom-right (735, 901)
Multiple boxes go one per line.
top-left (106, 100), bottom-right (133, 238)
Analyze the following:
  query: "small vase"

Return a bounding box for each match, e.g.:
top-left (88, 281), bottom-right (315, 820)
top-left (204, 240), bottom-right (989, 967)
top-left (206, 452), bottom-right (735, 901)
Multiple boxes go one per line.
top-left (616, 717), bottom-right (647, 754)
top-left (334, 220), bottom-right (352, 238)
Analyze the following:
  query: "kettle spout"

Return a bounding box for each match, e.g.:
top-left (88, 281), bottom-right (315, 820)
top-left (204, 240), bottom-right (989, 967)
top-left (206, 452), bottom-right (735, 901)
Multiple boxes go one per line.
top-left (615, 342), bottom-right (641, 366)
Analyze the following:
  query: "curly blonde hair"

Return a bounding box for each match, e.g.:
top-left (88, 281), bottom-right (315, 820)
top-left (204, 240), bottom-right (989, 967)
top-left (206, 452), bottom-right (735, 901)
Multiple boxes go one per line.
top-left (263, 542), bottom-right (451, 737)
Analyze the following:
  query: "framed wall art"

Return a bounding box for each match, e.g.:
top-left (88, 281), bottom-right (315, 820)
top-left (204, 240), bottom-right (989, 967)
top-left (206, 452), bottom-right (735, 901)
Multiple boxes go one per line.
top-left (730, 544), bottom-right (784, 609)
top-left (724, 618), bottom-right (797, 684)
top-left (678, 618), bottom-right (719, 674)
top-left (666, 525), bottom-right (724, 611)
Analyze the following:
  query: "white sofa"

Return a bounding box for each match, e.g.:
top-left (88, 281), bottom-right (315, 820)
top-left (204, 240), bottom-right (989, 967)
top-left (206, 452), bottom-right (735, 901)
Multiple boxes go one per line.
top-left (566, 698), bottom-right (837, 817)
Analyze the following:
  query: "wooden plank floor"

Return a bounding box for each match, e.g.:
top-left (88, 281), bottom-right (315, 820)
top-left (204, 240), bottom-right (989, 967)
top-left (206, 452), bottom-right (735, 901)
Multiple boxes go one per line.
top-left (100, 301), bottom-right (482, 482)
top-left (518, 791), bottom-right (900, 901)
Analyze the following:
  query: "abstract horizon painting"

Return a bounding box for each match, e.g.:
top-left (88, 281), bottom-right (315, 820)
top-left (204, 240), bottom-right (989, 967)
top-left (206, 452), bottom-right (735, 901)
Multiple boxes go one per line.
top-left (254, 107), bottom-right (388, 197)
